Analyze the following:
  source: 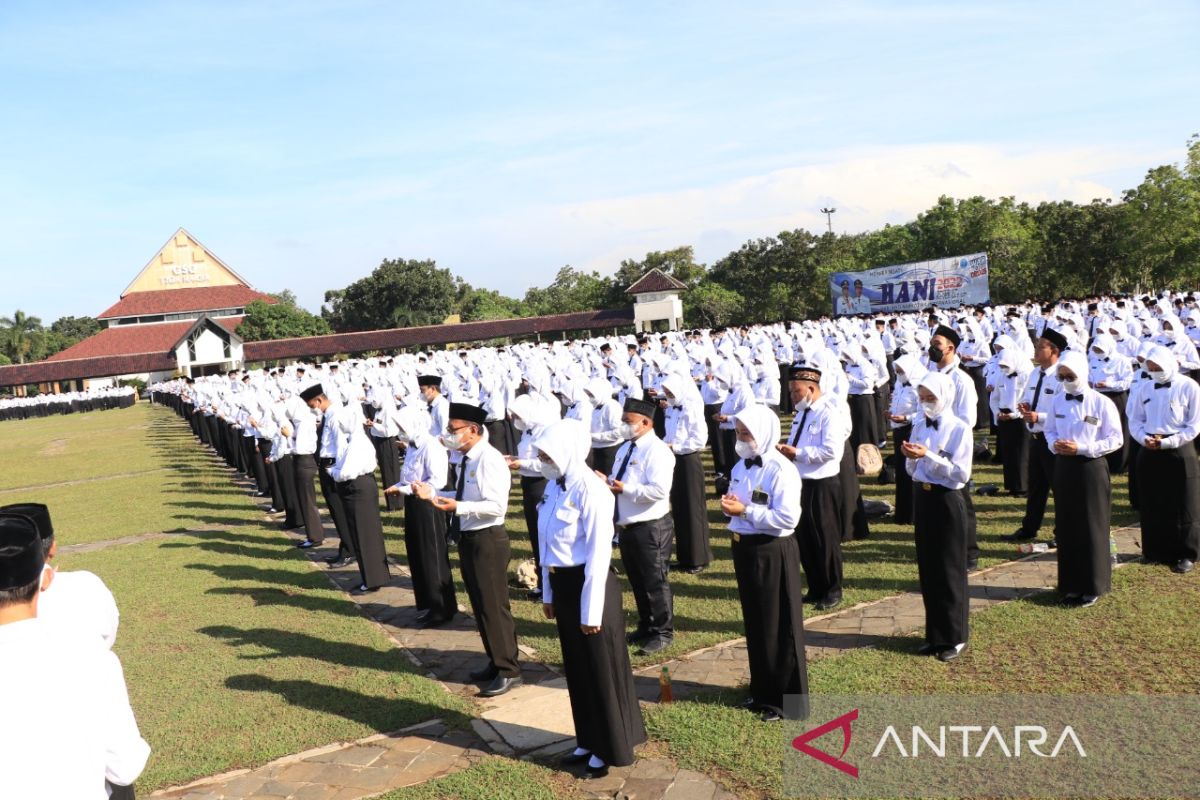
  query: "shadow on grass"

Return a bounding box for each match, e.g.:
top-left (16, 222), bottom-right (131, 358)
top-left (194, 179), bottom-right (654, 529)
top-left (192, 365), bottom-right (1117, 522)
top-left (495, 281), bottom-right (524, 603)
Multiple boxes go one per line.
top-left (224, 674), bottom-right (472, 732)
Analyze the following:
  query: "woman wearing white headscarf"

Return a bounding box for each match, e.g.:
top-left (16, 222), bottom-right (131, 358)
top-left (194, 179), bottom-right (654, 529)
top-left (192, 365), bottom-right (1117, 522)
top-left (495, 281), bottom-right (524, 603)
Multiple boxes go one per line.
top-left (533, 420), bottom-right (646, 778)
top-left (583, 378), bottom-right (625, 475)
top-left (1128, 345), bottom-right (1200, 573)
top-left (384, 406), bottom-right (457, 626)
top-left (506, 393), bottom-right (562, 599)
top-left (1043, 350), bottom-right (1122, 606)
top-left (661, 372), bottom-right (712, 572)
top-left (1088, 333), bottom-right (1134, 474)
top-left (719, 405), bottom-right (808, 722)
top-left (902, 371), bottom-right (972, 662)
top-left (888, 354), bottom-right (927, 524)
top-left (992, 347), bottom-right (1032, 496)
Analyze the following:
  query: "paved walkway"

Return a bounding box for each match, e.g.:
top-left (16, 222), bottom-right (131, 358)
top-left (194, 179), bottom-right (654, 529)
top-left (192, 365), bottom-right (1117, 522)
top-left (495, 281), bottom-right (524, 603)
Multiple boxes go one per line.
top-left (149, 424), bottom-right (1146, 799)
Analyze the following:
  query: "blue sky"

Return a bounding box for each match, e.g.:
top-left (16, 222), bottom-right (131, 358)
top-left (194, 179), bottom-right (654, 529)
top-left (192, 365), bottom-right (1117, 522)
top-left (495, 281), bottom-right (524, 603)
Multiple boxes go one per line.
top-left (1, 1), bottom-right (1196, 321)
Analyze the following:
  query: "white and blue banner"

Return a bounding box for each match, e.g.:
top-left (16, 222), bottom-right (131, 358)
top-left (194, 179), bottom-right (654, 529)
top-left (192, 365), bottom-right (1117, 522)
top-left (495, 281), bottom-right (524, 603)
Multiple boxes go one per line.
top-left (830, 253), bottom-right (990, 316)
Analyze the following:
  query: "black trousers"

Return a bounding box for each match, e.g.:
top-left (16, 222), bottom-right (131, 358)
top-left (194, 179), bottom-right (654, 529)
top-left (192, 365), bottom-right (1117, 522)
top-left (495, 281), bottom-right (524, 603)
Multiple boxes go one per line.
top-left (838, 441), bottom-right (870, 541)
top-left (872, 383), bottom-right (890, 445)
top-left (670, 451), bottom-right (712, 568)
top-left (403, 493), bottom-right (457, 619)
top-left (1100, 391), bottom-right (1131, 474)
top-left (617, 516), bottom-right (674, 639)
top-left (798, 475), bottom-right (844, 604)
top-left (520, 475), bottom-right (548, 592)
top-left (966, 365), bottom-right (989, 430)
top-left (336, 473), bottom-right (391, 589)
top-left (459, 525), bottom-right (521, 677)
top-left (292, 453), bottom-right (325, 543)
top-left (1128, 441), bottom-right (1143, 510)
top-left (551, 566), bottom-right (647, 766)
top-left (914, 484), bottom-right (969, 648)
top-left (318, 462), bottom-right (352, 556)
top-left (892, 424), bottom-right (914, 524)
top-left (485, 419), bottom-right (515, 456)
top-left (1137, 442), bottom-right (1200, 564)
top-left (778, 363), bottom-right (794, 414)
top-left (1053, 455), bottom-right (1112, 597)
top-left (847, 393), bottom-right (879, 450)
top-left (592, 444), bottom-right (620, 477)
top-left (373, 435), bottom-right (402, 511)
top-left (704, 405), bottom-right (728, 476)
top-left (265, 453), bottom-right (285, 513)
top-left (274, 454), bottom-right (299, 528)
top-left (107, 781), bottom-right (135, 799)
top-left (997, 419), bottom-right (1030, 494)
top-left (1019, 432), bottom-right (1056, 537)
top-left (731, 533), bottom-right (809, 719)
top-left (257, 438), bottom-right (275, 497)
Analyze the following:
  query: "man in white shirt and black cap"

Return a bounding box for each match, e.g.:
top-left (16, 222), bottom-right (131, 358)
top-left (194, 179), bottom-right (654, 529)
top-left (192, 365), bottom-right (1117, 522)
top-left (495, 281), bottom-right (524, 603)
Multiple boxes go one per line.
top-left (0, 512), bottom-right (150, 799)
top-left (603, 396), bottom-right (676, 655)
top-left (416, 402), bottom-right (522, 697)
top-left (305, 384), bottom-right (391, 595)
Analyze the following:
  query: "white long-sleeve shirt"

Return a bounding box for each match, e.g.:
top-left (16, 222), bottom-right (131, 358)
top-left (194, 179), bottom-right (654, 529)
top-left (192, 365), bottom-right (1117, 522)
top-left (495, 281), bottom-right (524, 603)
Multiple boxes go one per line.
top-left (589, 399), bottom-right (625, 449)
top-left (1128, 374), bottom-right (1200, 449)
top-left (785, 394), bottom-right (845, 480)
top-left (725, 450), bottom-right (802, 537)
top-left (391, 433), bottom-right (449, 494)
top-left (439, 439), bottom-right (510, 530)
top-left (906, 414), bottom-right (973, 489)
top-left (0, 618), bottom-right (150, 798)
top-left (538, 470), bottom-right (616, 626)
top-left (663, 398), bottom-right (708, 455)
top-left (1043, 389), bottom-right (1123, 458)
top-left (37, 569), bottom-right (120, 649)
top-left (610, 432), bottom-right (674, 524)
top-left (326, 402), bottom-right (378, 482)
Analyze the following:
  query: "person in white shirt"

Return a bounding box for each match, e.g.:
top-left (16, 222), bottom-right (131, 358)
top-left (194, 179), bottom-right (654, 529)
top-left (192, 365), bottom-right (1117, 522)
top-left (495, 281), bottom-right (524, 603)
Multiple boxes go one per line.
top-left (505, 393), bottom-right (560, 600)
top-left (533, 419), bottom-right (647, 778)
top-left (902, 371), bottom-right (973, 662)
top-left (418, 375), bottom-right (450, 438)
top-left (415, 403), bottom-right (521, 697)
top-left (660, 373), bottom-right (711, 573)
top-left (1005, 326), bottom-right (1065, 544)
top-left (366, 390), bottom-right (404, 511)
top-left (1127, 345), bottom-right (1200, 574)
top-left (285, 390), bottom-right (326, 548)
top-left (583, 378), bottom-right (625, 475)
top-left (777, 366), bottom-right (845, 611)
top-left (719, 404), bottom-right (808, 722)
top-left (0, 502), bottom-right (118, 649)
top-left (1088, 334), bottom-right (1134, 474)
top-left (1043, 350), bottom-right (1122, 607)
top-left (991, 348), bottom-right (1032, 497)
top-left (0, 513), bottom-right (150, 799)
top-left (304, 384), bottom-right (390, 595)
top-left (385, 406), bottom-right (457, 627)
top-left (887, 354), bottom-right (927, 524)
top-left (602, 397), bottom-right (676, 654)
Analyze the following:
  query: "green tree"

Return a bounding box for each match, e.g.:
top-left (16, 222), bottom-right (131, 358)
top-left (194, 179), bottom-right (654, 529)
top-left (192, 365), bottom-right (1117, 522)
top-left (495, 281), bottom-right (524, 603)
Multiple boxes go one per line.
top-left (523, 266), bottom-right (615, 316)
top-left (238, 298), bottom-right (332, 342)
top-left (0, 310), bottom-right (43, 364)
top-left (1119, 136), bottom-right (1200, 290)
top-left (685, 279), bottom-right (744, 327)
top-left (323, 259), bottom-right (461, 332)
top-left (49, 315), bottom-right (101, 341)
top-left (457, 287), bottom-right (528, 322)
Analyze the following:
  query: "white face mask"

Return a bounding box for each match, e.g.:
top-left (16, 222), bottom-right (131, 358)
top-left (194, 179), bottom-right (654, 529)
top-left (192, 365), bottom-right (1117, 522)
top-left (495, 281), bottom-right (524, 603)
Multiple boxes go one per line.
top-left (512, 417), bottom-right (528, 432)
top-left (920, 400), bottom-right (942, 420)
top-left (734, 439), bottom-right (758, 460)
top-left (1150, 369), bottom-right (1170, 385)
top-left (440, 432), bottom-right (465, 451)
top-left (793, 395), bottom-right (811, 412)
top-left (540, 459), bottom-right (562, 480)
top-left (1059, 375), bottom-right (1084, 394)
top-left (618, 422), bottom-right (639, 440)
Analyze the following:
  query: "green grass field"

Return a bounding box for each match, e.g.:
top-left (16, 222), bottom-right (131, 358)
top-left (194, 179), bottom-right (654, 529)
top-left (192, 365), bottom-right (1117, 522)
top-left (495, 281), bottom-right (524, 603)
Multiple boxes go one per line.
top-left (2, 401), bottom-right (1185, 799)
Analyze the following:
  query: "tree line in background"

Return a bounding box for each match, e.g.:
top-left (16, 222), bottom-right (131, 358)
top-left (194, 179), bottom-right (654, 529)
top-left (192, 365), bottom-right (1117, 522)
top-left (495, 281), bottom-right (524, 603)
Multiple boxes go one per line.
top-left (6, 136), bottom-right (1197, 356)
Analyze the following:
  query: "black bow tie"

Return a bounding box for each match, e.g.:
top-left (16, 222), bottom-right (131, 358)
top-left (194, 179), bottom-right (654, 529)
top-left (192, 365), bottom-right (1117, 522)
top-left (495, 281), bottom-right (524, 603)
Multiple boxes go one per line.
top-left (925, 417), bottom-right (939, 429)
top-left (1154, 381), bottom-right (1172, 389)
top-left (555, 477), bottom-right (566, 488)
top-left (743, 456), bottom-right (763, 469)
top-left (1065, 393), bottom-right (1084, 402)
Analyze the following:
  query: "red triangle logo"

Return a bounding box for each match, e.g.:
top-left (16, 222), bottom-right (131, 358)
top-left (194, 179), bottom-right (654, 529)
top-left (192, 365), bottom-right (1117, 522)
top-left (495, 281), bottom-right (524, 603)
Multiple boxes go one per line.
top-left (791, 708), bottom-right (859, 778)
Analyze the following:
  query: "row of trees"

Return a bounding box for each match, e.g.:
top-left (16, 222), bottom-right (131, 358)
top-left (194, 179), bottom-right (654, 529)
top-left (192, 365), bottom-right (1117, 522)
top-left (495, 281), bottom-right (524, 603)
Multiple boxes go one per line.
top-left (286, 135), bottom-right (1197, 335)
top-left (0, 313), bottom-right (101, 365)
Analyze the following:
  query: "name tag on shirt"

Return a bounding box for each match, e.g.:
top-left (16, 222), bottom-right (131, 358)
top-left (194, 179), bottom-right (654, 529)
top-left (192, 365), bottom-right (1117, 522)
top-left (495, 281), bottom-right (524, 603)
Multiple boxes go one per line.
top-left (1044, 388), bottom-right (1054, 394)
top-left (1055, 413), bottom-right (1065, 419)
top-left (750, 489), bottom-right (769, 505)
top-left (1085, 415), bottom-right (1099, 426)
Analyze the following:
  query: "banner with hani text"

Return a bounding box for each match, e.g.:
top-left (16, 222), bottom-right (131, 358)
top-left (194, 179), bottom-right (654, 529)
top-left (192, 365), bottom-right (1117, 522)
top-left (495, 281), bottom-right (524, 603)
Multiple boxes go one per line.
top-left (830, 253), bottom-right (990, 316)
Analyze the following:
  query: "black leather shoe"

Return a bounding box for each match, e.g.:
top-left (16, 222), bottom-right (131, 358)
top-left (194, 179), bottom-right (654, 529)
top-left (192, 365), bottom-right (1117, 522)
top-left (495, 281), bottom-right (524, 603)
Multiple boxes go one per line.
top-left (916, 642), bottom-right (938, 656)
top-left (560, 751), bottom-right (590, 766)
top-left (636, 637), bottom-right (671, 655)
top-left (297, 540), bottom-right (316, 549)
top-left (759, 708), bottom-right (784, 722)
top-left (966, 559), bottom-right (979, 572)
top-left (1001, 530), bottom-right (1035, 542)
top-left (584, 763), bottom-right (610, 779)
top-left (813, 597), bottom-right (842, 611)
top-left (937, 644), bottom-right (966, 662)
top-left (326, 556), bottom-right (354, 568)
top-left (469, 665), bottom-right (499, 682)
top-left (478, 674), bottom-right (522, 697)
top-left (417, 614), bottom-right (453, 629)
top-left (1174, 559), bottom-right (1195, 574)
top-left (738, 696), bottom-right (759, 709)
top-left (350, 585), bottom-right (378, 597)
top-left (414, 609), bottom-right (431, 621)
top-left (626, 629), bottom-right (650, 644)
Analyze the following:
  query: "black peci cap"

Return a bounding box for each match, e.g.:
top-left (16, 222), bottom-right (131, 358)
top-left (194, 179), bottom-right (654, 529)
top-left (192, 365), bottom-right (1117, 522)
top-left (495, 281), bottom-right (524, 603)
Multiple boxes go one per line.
top-left (0, 503), bottom-right (52, 543)
top-left (447, 402), bottom-right (487, 426)
top-left (933, 325), bottom-right (961, 348)
top-left (623, 397), bottom-right (658, 420)
top-left (0, 513), bottom-right (45, 591)
top-left (299, 383), bottom-right (325, 402)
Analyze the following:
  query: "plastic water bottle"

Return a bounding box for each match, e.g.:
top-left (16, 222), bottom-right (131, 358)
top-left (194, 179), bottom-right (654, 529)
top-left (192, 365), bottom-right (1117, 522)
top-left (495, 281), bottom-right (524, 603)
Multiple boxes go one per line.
top-left (659, 665), bottom-right (673, 704)
top-left (1110, 535), bottom-right (1119, 565)
top-left (1018, 542), bottom-right (1049, 554)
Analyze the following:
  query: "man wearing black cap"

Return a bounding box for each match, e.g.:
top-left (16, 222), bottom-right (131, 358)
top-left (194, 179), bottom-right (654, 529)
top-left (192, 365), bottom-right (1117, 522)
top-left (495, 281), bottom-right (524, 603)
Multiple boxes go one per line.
top-left (415, 402), bottom-right (522, 697)
top-left (777, 366), bottom-right (845, 610)
top-left (603, 396), bottom-right (676, 655)
top-left (305, 385), bottom-right (391, 595)
top-left (927, 324), bottom-right (981, 569)
top-left (418, 375), bottom-right (450, 438)
top-left (0, 502), bottom-right (119, 648)
top-left (1005, 326), bottom-right (1066, 544)
top-left (0, 512), bottom-right (150, 798)
top-left (304, 383), bottom-right (353, 564)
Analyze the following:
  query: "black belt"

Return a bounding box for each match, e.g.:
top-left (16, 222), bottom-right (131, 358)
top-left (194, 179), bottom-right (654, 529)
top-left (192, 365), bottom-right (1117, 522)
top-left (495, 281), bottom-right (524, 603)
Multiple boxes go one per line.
top-left (459, 524), bottom-right (504, 538)
top-left (616, 516), bottom-right (668, 532)
top-left (318, 457), bottom-right (335, 467)
top-left (547, 564), bottom-right (585, 574)
top-left (918, 482), bottom-right (955, 493)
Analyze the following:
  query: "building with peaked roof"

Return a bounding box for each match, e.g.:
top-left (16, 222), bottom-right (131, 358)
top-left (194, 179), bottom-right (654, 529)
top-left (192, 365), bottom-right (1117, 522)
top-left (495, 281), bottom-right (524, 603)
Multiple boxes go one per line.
top-left (626, 268), bottom-right (687, 332)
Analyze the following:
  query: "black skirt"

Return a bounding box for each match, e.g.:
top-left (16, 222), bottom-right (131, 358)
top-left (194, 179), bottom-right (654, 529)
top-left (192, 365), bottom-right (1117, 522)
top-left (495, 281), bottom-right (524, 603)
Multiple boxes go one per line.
top-left (550, 566), bottom-right (647, 766)
top-left (1052, 455), bottom-right (1111, 597)
top-left (891, 424), bottom-right (914, 524)
top-left (996, 419), bottom-right (1030, 494)
top-left (1136, 442), bottom-right (1200, 564)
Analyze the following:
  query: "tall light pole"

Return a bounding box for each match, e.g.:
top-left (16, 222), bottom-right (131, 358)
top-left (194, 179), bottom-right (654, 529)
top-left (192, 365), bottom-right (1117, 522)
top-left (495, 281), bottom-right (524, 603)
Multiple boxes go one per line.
top-left (820, 207), bottom-right (836, 235)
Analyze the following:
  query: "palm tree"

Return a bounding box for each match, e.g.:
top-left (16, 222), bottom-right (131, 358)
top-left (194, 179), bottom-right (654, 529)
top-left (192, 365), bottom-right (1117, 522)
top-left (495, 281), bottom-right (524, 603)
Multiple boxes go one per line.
top-left (0, 310), bottom-right (43, 364)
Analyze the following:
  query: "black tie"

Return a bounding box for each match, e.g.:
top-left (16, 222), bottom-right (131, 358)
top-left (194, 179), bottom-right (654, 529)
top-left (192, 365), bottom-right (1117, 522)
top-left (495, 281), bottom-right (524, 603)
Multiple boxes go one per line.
top-left (743, 456), bottom-right (763, 469)
top-left (555, 477), bottom-right (566, 489)
top-left (926, 417), bottom-right (940, 430)
top-left (1030, 370), bottom-right (1046, 413)
top-left (613, 443), bottom-right (635, 482)
top-left (449, 456), bottom-right (468, 536)
top-left (1066, 393), bottom-right (1083, 402)
top-left (789, 408), bottom-right (810, 447)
